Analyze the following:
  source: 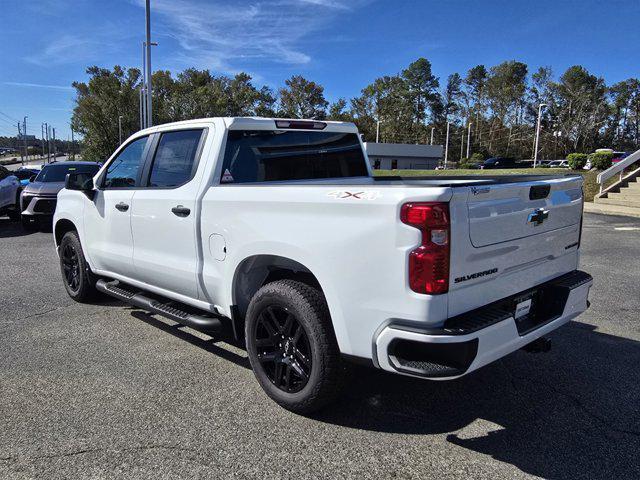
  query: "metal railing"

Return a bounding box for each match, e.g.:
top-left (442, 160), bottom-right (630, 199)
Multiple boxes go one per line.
top-left (597, 148), bottom-right (640, 194)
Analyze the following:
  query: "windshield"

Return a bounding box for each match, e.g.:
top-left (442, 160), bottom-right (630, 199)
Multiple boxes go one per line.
top-left (35, 163), bottom-right (100, 183)
top-left (220, 130), bottom-right (369, 183)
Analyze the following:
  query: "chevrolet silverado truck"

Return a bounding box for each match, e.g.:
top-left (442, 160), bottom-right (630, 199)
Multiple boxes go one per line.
top-left (53, 118), bottom-right (592, 413)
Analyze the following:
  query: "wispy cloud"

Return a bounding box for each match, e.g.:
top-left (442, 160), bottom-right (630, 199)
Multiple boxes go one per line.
top-left (25, 34), bottom-right (94, 66)
top-left (4, 81), bottom-right (73, 91)
top-left (134, 0), bottom-right (369, 74)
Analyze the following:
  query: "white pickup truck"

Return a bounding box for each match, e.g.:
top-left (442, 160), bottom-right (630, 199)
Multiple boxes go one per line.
top-left (54, 117), bottom-right (592, 413)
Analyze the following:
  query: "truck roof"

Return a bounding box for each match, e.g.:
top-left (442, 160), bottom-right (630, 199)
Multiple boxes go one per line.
top-left (136, 117), bottom-right (359, 135)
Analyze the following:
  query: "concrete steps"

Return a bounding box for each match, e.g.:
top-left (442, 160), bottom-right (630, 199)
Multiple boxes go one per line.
top-left (596, 197), bottom-right (640, 208)
top-left (585, 202), bottom-right (640, 218)
top-left (593, 176), bottom-right (640, 218)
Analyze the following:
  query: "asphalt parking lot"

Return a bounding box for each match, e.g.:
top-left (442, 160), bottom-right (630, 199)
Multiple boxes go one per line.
top-left (1, 213), bottom-right (639, 479)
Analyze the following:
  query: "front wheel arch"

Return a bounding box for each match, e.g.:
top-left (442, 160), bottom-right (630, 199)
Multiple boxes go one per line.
top-left (54, 219), bottom-right (79, 248)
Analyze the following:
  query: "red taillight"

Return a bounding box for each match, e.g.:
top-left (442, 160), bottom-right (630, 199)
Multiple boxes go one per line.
top-left (401, 202), bottom-right (450, 294)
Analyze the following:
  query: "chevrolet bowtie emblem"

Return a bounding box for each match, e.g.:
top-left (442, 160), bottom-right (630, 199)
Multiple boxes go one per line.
top-left (528, 208), bottom-right (549, 226)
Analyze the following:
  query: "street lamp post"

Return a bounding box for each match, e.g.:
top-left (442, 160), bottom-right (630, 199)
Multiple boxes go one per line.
top-left (430, 127), bottom-right (434, 145)
top-left (466, 122), bottom-right (472, 158)
top-left (533, 103), bottom-right (547, 168)
top-left (444, 121), bottom-right (450, 169)
top-left (118, 116), bottom-right (123, 145)
top-left (376, 120), bottom-right (381, 143)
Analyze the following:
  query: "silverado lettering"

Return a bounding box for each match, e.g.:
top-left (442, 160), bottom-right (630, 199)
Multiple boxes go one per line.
top-left (454, 268), bottom-right (499, 284)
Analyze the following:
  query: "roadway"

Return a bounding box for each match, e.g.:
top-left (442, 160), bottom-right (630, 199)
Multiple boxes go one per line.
top-left (0, 213), bottom-right (638, 479)
top-left (3, 155), bottom-right (72, 170)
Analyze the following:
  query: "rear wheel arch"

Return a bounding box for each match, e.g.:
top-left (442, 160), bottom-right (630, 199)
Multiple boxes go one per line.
top-left (232, 255), bottom-right (324, 322)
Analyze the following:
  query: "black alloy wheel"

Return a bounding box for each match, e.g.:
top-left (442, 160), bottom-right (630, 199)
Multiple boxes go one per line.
top-left (61, 242), bottom-right (81, 293)
top-left (254, 305), bottom-right (312, 393)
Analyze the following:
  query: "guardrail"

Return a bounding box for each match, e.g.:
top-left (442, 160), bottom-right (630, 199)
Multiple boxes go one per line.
top-left (597, 148), bottom-right (640, 194)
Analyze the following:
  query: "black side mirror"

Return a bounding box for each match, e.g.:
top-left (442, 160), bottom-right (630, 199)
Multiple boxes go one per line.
top-left (65, 173), bottom-right (95, 199)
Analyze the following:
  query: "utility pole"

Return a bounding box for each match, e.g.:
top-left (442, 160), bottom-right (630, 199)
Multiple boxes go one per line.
top-left (23, 116), bottom-right (28, 163)
top-left (376, 120), bottom-right (381, 143)
top-left (145, 0), bottom-right (153, 128)
top-left (430, 127), bottom-right (434, 145)
top-left (45, 124), bottom-right (50, 163)
top-left (444, 122), bottom-right (450, 169)
top-left (71, 127), bottom-right (75, 160)
top-left (41, 123), bottom-right (46, 159)
top-left (17, 122), bottom-right (24, 164)
top-left (466, 122), bottom-right (472, 158)
top-left (533, 103), bottom-right (547, 168)
top-left (460, 129), bottom-right (465, 160)
top-left (141, 41), bottom-right (147, 128)
top-left (118, 115), bottom-right (123, 144)
top-left (52, 127), bottom-right (57, 159)
top-left (139, 86), bottom-right (144, 130)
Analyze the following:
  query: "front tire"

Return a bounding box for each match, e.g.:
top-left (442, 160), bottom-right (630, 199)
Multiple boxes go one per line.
top-left (245, 280), bottom-right (344, 414)
top-left (59, 231), bottom-right (97, 302)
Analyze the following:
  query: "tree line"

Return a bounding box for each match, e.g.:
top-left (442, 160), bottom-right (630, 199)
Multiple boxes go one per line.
top-left (71, 59), bottom-right (640, 162)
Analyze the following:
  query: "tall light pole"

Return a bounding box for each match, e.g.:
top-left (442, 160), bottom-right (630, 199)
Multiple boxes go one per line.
top-left (466, 122), bottom-right (472, 158)
top-left (533, 103), bottom-right (547, 168)
top-left (376, 120), bottom-right (381, 143)
top-left (444, 121), bottom-right (450, 169)
top-left (430, 127), bottom-right (434, 145)
top-left (44, 123), bottom-right (50, 163)
top-left (460, 129), bottom-right (465, 160)
top-left (118, 115), bottom-right (123, 144)
top-left (145, 0), bottom-right (153, 128)
top-left (23, 116), bottom-right (28, 163)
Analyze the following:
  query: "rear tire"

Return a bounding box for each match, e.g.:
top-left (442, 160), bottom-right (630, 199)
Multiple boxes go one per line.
top-left (245, 280), bottom-right (344, 414)
top-left (59, 231), bottom-right (98, 302)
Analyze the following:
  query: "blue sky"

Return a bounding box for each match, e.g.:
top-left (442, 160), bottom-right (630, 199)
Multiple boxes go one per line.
top-left (1, 0), bottom-right (639, 139)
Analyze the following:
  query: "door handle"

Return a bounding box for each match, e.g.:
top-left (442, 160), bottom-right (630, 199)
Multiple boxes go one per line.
top-left (171, 205), bottom-right (191, 217)
top-left (115, 202), bottom-right (129, 212)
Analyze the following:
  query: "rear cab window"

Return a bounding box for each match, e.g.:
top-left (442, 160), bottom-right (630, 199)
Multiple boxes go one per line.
top-left (220, 130), bottom-right (368, 183)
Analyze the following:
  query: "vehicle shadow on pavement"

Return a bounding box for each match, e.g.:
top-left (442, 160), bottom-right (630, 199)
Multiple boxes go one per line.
top-left (0, 218), bottom-right (35, 238)
top-left (315, 321), bottom-right (640, 480)
top-left (129, 310), bottom-right (251, 370)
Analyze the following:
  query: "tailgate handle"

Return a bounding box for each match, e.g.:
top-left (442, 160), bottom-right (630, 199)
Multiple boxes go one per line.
top-left (529, 185), bottom-right (551, 200)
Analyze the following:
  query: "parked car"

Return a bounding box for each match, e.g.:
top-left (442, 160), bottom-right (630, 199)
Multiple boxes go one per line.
top-left (53, 117), bottom-right (592, 413)
top-left (611, 152), bottom-right (629, 164)
top-left (481, 157), bottom-right (518, 169)
top-left (21, 161), bottom-right (100, 231)
top-left (0, 165), bottom-right (21, 221)
top-left (13, 167), bottom-right (41, 187)
top-left (548, 160), bottom-right (570, 168)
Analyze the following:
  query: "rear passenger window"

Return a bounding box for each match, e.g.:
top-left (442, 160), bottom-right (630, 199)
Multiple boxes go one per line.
top-left (148, 129), bottom-right (204, 187)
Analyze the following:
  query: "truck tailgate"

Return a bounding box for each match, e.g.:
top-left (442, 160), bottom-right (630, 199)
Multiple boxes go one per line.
top-left (467, 176), bottom-right (583, 247)
top-left (447, 175), bottom-right (583, 318)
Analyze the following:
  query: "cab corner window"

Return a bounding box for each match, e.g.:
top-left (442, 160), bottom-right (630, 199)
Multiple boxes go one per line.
top-left (148, 129), bottom-right (203, 188)
top-left (103, 136), bottom-right (148, 188)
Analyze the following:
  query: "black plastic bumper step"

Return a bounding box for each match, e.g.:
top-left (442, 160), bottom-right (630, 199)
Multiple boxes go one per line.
top-left (442, 270), bottom-right (592, 336)
top-left (96, 279), bottom-right (223, 332)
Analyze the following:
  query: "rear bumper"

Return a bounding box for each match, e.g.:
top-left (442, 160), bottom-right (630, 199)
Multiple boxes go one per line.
top-left (374, 270), bottom-right (592, 379)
